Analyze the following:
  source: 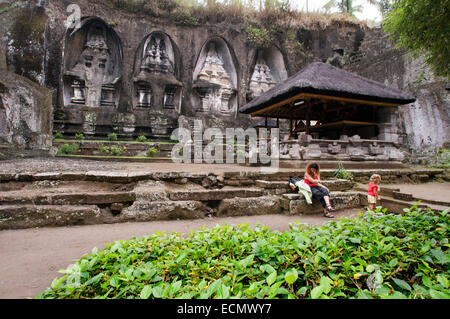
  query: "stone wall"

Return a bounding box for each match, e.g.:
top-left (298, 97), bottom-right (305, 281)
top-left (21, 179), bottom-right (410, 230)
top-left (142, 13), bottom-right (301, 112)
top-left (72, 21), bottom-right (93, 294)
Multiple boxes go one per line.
top-left (1, 1), bottom-right (445, 161)
top-left (346, 27), bottom-right (450, 159)
top-left (1, 0), bottom-right (368, 145)
top-left (0, 32), bottom-right (54, 158)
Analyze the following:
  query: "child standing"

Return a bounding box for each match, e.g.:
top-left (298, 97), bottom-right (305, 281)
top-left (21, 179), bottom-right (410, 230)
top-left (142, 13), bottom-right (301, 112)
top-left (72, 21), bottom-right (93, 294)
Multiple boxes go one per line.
top-left (368, 174), bottom-right (381, 210)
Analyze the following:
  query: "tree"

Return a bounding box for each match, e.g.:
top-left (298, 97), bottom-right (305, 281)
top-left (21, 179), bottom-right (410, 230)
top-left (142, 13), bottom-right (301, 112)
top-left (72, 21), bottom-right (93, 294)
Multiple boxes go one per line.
top-left (383, 0), bottom-right (449, 79)
top-left (366, 0), bottom-right (393, 16)
top-left (323, 0), bottom-right (363, 17)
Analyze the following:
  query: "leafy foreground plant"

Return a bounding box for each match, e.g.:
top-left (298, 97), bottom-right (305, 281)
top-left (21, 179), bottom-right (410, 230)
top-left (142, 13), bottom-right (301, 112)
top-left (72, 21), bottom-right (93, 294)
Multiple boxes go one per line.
top-left (36, 206), bottom-right (449, 299)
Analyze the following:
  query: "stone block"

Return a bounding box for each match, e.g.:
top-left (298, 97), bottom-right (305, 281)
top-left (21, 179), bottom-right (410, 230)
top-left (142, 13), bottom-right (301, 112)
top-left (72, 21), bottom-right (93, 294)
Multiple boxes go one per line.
top-left (217, 196), bottom-right (281, 216)
top-left (122, 200), bottom-right (207, 221)
top-left (393, 191), bottom-right (413, 201)
top-left (303, 144), bottom-right (322, 159)
top-left (328, 142), bottom-right (341, 154)
top-left (168, 187), bottom-right (264, 201)
top-left (0, 205), bottom-right (108, 230)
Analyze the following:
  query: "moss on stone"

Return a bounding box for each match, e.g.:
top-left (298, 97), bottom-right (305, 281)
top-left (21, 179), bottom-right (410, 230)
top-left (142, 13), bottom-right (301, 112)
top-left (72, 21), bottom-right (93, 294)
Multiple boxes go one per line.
top-left (7, 6), bottom-right (47, 82)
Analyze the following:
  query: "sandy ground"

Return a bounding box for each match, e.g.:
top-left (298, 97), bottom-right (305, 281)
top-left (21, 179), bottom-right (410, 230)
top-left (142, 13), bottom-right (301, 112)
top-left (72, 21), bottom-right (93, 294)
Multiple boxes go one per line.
top-left (360, 182), bottom-right (450, 203)
top-left (388, 182), bottom-right (450, 203)
top-left (0, 208), bottom-right (363, 299)
top-left (0, 157), bottom-right (276, 174)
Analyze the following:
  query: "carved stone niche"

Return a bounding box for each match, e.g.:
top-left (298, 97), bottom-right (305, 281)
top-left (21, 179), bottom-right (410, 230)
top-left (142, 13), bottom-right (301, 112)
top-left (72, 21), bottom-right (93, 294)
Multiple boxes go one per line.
top-left (247, 47), bottom-right (288, 101)
top-left (133, 32), bottom-right (182, 111)
top-left (192, 38), bottom-right (238, 117)
top-left (328, 141), bottom-right (341, 154)
top-left (368, 142), bottom-right (384, 155)
top-left (62, 17), bottom-right (123, 109)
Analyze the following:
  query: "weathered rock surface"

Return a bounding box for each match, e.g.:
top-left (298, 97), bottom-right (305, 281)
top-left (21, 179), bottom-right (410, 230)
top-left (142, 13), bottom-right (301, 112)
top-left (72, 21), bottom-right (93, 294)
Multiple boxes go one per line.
top-left (217, 196), bottom-right (281, 216)
top-left (0, 204), bottom-right (111, 230)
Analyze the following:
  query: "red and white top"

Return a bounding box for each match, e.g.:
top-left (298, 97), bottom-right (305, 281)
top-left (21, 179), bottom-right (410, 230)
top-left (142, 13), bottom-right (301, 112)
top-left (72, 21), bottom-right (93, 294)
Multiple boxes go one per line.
top-left (368, 182), bottom-right (378, 196)
top-left (304, 177), bottom-right (318, 187)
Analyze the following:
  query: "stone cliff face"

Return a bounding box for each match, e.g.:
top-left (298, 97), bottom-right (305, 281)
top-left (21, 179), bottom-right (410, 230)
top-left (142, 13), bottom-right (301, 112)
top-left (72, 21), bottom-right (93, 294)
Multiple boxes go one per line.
top-left (0, 0), bottom-right (446, 159)
top-left (346, 27), bottom-right (449, 158)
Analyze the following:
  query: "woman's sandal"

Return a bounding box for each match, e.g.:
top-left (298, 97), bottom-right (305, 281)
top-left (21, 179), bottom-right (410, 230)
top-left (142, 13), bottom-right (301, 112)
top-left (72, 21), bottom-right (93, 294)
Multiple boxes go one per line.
top-left (323, 210), bottom-right (335, 218)
top-left (326, 205), bottom-right (336, 212)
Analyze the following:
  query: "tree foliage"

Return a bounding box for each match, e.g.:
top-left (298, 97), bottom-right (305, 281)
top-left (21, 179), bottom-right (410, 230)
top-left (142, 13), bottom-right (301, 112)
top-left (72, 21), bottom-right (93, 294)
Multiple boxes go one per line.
top-left (383, 0), bottom-right (450, 79)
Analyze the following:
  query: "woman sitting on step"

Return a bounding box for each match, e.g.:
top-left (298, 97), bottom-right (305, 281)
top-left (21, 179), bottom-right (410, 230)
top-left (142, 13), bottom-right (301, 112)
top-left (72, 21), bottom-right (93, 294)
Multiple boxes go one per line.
top-left (304, 162), bottom-right (335, 218)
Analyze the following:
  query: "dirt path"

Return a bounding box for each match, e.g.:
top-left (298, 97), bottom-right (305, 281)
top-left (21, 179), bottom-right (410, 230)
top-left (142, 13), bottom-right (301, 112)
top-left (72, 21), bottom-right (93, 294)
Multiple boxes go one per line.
top-left (359, 182), bottom-right (450, 204)
top-left (0, 208), bottom-right (362, 299)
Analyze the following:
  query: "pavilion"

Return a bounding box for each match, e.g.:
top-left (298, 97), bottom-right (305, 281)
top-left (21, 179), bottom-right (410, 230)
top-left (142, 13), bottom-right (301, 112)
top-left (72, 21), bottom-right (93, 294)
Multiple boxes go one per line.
top-left (240, 62), bottom-right (416, 162)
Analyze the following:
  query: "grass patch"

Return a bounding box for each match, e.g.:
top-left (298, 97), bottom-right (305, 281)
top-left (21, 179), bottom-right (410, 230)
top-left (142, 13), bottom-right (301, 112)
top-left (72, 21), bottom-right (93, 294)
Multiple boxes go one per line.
top-left (53, 139), bottom-right (177, 145)
top-left (36, 205), bottom-right (449, 299)
top-left (56, 154), bottom-right (170, 160)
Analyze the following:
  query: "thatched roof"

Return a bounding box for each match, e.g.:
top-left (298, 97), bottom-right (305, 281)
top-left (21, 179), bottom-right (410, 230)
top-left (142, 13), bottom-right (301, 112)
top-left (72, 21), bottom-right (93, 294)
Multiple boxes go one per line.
top-left (251, 117), bottom-right (278, 128)
top-left (240, 62), bottom-right (416, 115)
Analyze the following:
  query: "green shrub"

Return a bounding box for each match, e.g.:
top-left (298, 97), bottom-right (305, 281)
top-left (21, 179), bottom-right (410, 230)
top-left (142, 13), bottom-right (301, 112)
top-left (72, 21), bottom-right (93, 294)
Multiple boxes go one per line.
top-left (56, 143), bottom-right (79, 155)
top-left (98, 146), bottom-right (110, 154)
top-left (430, 149), bottom-right (450, 169)
top-left (146, 146), bottom-right (159, 157)
top-left (110, 145), bottom-right (124, 156)
top-left (244, 24), bottom-right (272, 48)
top-left (75, 133), bottom-right (85, 140)
top-left (108, 133), bottom-right (118, 141)
top-left (333, 161), bottom-right (354, 182)
top-left (136, 135), bottom-right (147, 143)
top-left (36, 206), bottom-right (449, 299)
top-left (53, 132), bottom-right (63, 139)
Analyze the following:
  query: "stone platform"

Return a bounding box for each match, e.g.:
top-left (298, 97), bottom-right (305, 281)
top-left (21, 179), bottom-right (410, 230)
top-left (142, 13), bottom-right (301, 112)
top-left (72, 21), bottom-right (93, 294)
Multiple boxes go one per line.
top-left (0, 161), bottom-right (446, 230)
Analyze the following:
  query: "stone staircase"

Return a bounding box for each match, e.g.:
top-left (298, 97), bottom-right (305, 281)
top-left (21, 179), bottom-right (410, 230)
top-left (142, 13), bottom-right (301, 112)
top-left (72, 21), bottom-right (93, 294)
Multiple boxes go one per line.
top-left (0, 167), bottom-right (446, 230)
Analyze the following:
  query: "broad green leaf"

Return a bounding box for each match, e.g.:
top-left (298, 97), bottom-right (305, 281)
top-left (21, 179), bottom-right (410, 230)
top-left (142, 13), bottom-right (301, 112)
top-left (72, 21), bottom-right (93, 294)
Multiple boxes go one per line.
top-left (140, 285), bottom-right (152, 299)
top-left (152, 286), bottom-right (164, 298)
top-left (266, 271), bottom-right (277, 286)
top-left (319, 276), bottom-right (333, 294)
top-left (239, 254), bottom-right (255, 268)
top-left (260, 264), bottom-right (276, 274)
top-left (356, 290), bottom-right (373, 299)
top-left (170, 280), bottom-right (182, 295)
top-left (109, 276), bottom-right (120, 288)
top-left (389, 258), bottom-right (398, 268)
top-left (50, 277), bottom-right (65, 290)
top-left (430, 249), bottom-right (450, 264)
top-left (310, 286), bottom-right (323, 299)
top-left (429, 289), bottom-right (449, 299)
top-left (422, 276), bottom-right (433, 288)
top-left (84, 273), bottom-right (103, 286)
top-left (285, 269), bottom-right (298, 285)
top-left (436, 274), bottom-right (449, 289)
top-left (387, 291), bottom-right (407, 299)
top-left (392, 278), bottom-right (411, 291)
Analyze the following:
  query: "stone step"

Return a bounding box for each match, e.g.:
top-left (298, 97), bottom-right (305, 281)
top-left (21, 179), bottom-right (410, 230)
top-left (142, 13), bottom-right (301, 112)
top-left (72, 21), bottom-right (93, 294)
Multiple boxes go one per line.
top-left (281, 191), bottom-right (362, 215)
top-left (223, 168), bottom-right (444, 185)
top-left (0, 204), bottom-right (118, 230)
top-left (167, 187), bottom-right (264, 201)
top-left (255, 179), bottom-right (353, 193)
top-left (121, 200), bottom-right (208, 222)
top-left (278, 160), bottom-right (409, 169)
top-left (0, 192), bottom-right (135, 206)
top-left (217, 196), bottom-right (281, 217)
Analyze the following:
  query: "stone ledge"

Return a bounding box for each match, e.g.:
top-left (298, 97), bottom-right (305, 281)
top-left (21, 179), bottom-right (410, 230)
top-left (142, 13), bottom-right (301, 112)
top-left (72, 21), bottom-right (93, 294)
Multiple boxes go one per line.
top-left (0, 192), bottom-right (135, 205)
top-left (255, 179), bottom-right (353, 192)
top-left (282, 191), bottom-right (362, 215)
top-left (0, 204), bottom-right (112, 230)
top-left (167, 187), bottom-right (264, 201)
top-left (217, 196), bottom-right (281, 217)
top-left (121, 200), bottom-right (207, 222)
